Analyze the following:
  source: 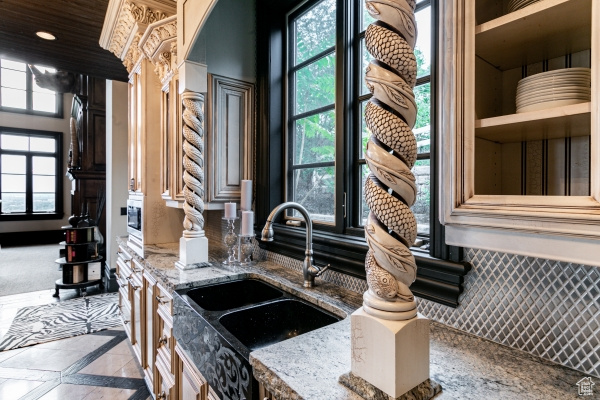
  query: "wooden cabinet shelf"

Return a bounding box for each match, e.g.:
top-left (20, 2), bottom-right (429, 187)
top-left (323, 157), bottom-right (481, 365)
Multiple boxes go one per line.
top-left (439, 0), bottom-right (600, 265)
top-left (475, 0), bottom-right (591, 70)
top-left (475, 102), bottom-right (591, 143)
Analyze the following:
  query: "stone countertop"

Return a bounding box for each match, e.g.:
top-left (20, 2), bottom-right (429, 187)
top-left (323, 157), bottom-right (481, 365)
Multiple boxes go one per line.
top-left (117, 237), bottom-right (593, 400)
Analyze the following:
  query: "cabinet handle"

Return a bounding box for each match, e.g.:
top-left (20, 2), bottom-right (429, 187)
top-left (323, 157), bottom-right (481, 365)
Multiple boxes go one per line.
top-left (156, 295), bottom-right (169, 305)
top-left (157, 392), bottom-right (166, 400)
top-left (158, 335), bottom-right (168, 346)
top-left (126, 277), bottom-right (140, 291)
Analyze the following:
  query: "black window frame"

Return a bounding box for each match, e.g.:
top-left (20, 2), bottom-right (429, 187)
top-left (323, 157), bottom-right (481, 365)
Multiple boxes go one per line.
top-left (0, 126), bottom-right (63, 221)
top-left (256, 0), bottom-right (470, 307)
top-left (0, 59), bottom-right (64, 119)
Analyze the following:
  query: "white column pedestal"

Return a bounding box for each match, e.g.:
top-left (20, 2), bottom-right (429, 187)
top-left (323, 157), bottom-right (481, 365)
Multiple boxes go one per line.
top-left (351, 307), bottom-right (430, 398)
top-left (175, 234), bottom-right (208, 270)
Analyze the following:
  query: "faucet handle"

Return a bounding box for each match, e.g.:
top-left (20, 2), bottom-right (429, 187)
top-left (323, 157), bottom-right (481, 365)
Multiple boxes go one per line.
top-left (315, 263), bottom-right (330, 277)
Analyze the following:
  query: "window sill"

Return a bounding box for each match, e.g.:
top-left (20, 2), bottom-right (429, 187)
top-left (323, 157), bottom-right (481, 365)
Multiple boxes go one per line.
top-left (0, 212), bottom-right (64, 222)
top-left (258, 223), bottom-right (471, 307)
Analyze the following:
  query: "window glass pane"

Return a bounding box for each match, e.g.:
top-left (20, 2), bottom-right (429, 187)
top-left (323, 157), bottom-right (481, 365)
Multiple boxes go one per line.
top-left (33, 92), bottom-right (56, 112)
top-left (30, 137), bottom-right (56, 153)
top-left (360, 100), bottom-right (370, 158)
top-left (33, 193), bottom-right (55, 212)
top-left (294, 0), bottom-right (336, 65)
top-left (415, 126), bottom-right (430, 155)
top-left (415, 6), bottom-right (431, 78)
top-left (1, 87), bottom-right (27, 109)
top-left (1, 134), bottom-right (29, 151)
top-left (0, 192), bottom-right (25, 213)
top-left (1, 69), bottom-right (27, 90)
top-left (414, 83), bottom-right (430, 130)
top-left (362, 5), bottom-right (376, 31)
top-left (33, 156), bottom-right (55, 175)
top-left (294, 54), bottom-right (335, 114)
top-left (360, 164), bottom-right (370, 225)
top-left (291, 166), bottom-right (335, 222)
top-left (360, 39), bottom-right (371, 96)
top-left (33, 175), bottom-right (55, 192)
top-left (1, 174), bottom-right (26, 192)
top-left (411, 161), bottom-right (430, 235)
top-left (1, 155), bottom-right (26, 174)
top-left (1, 59), bottom-right (26, 71)
top-left (294, 110), bottom-right (335, 165)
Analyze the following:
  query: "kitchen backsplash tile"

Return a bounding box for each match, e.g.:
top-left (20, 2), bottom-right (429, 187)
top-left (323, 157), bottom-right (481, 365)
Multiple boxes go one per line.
top-left (418, 249), bottom-right (599, 378)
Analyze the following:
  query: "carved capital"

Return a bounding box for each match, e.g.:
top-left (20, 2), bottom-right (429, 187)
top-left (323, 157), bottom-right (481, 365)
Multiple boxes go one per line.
top-left (130, 2), bottom-right (167, 24)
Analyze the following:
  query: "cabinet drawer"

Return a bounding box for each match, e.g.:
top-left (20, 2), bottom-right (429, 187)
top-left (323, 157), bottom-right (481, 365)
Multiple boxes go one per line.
top-left (121, 301), bottom-right (132, 340)
top-left (156, 350), bottom-right (176, 400)
top-left (156, 283), bottom-right (173, 324)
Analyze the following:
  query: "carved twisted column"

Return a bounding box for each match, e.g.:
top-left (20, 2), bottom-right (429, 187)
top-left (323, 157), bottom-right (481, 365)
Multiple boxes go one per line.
top-left (362, 0), bottom-right (419, 321)
top-left (181, 92), bottom-right (205, 238)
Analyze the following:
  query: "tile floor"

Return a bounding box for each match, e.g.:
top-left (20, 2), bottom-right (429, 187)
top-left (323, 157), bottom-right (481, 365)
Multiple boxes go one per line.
top-left (0, 288), bottom-right (150, 400)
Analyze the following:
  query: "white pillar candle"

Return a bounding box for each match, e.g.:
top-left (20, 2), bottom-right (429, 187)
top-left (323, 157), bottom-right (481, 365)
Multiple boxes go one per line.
top-left (241, 180), bottom-right (252, 211)
top-left (241, 211), bottom-right (254, 236)
top-left (224, 202), bottom-right (236, 219)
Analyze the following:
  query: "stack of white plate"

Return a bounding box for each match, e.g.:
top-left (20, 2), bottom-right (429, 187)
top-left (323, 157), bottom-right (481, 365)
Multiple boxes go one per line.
top-left (508, 0), bottom-right (543, 12)
top-left (516, 67), bottom-right (591, 113)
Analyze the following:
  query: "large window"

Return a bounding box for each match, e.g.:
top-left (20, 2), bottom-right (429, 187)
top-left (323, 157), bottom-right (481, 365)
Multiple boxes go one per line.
top-left (257, 0), bottom-right (468, 305)
top-left (285, 0), bottom-right (433, 241)
top-left (0, 128), bottom-right (63, 220)
top-left (0, 58), bottom-right (62, 117)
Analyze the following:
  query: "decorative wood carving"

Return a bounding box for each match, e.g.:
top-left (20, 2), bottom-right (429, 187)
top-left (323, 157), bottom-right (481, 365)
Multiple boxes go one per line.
top-left (139, 15), bottom-right (177, 84)
top-left (100, 0), bottom-right (176, 75)
top-left (181, 92), bottom-right (206, 237)
top-left (362, 0), bottom-right (419, 321)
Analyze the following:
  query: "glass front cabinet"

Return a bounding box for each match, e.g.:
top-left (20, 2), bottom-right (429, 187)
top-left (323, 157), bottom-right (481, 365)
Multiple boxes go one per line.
top-left (439, 0), bottom-right (600, 266)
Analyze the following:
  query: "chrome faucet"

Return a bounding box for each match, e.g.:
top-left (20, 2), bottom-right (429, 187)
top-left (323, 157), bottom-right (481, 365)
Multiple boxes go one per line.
top-left (261, 202), bottom-right (329, 288)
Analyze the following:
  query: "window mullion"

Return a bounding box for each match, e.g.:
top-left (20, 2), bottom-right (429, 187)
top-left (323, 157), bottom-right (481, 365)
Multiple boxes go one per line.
top-left (26, 154), bottom-right (33, 213)
top-left (334, 0), bottom-right (350, 234)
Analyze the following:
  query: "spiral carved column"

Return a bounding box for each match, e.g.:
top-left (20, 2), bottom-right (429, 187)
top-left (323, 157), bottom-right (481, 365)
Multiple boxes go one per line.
top-left (181, 91), bottom-right (206, 238)
top-left (363, 0), bottom-right (419, 321)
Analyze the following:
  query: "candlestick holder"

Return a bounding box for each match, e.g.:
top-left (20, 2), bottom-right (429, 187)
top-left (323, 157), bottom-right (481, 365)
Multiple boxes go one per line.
top-left (222, 217), bottom-right (239, 265)
top-left (239, 234), bottom-right (254, 266)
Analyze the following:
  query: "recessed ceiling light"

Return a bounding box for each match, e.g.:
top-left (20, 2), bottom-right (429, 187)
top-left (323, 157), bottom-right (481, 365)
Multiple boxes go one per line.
top-left (36, 31), bottom-right (56, 40)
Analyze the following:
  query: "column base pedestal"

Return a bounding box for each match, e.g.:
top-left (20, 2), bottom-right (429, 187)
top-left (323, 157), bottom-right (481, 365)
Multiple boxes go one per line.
top-left (339, 373), bottom-right (441, 400)
top-left (176, 235), bottom-right (209, 270)
top-left (349, 307), bottom-right (431, 398)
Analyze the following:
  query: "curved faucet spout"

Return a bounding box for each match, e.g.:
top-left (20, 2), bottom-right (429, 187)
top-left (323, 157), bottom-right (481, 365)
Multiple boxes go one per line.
top-left (261, 202), bottom-right (328, 287)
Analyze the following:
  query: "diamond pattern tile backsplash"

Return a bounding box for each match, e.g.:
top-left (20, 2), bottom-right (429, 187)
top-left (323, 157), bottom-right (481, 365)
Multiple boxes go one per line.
top-left (204, 211), bottom-right (598, 377)
top-left (418, 248), bottom-right (600, 378)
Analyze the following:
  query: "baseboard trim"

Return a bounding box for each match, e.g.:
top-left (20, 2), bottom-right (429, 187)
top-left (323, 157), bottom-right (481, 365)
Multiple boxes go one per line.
top-left (0, 230), bottom-right (65, 247)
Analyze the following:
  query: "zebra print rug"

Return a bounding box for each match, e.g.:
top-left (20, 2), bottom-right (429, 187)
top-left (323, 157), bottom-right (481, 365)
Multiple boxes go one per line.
top-left (0, 293), bottom-right (120, 351)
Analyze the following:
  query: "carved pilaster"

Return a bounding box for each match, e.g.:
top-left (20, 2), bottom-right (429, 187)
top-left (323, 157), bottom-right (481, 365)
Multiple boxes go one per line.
top-left (362, 0), bottom-right (419, 321)
top-left (181, 92), bottom-right (205, 237)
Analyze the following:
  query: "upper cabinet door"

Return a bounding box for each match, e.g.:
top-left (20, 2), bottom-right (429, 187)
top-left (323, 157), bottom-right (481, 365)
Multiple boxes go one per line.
top-left (439, 0), bottom-right (600, 266)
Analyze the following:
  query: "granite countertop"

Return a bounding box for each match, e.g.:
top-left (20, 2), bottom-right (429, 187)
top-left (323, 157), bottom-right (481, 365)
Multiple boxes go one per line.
top-left (117, 237), bottom-right (592, 400)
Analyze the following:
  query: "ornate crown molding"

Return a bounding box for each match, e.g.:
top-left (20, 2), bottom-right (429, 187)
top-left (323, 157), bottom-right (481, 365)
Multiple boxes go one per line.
top-left (100, 0), bottom-right (176, 74)
top-left (139, 15), bottom-right (177, 83)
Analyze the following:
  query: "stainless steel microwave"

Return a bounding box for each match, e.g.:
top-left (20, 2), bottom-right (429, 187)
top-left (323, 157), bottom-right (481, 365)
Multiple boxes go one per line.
top-left (127, 199), bottom-right (142, 238)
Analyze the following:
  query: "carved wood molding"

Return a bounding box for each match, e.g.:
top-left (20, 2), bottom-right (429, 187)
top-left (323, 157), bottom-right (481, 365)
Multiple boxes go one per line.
top-left (139, 15), bottom-right (178, 84)
top-left (100, 0), bottom-right (176, 74)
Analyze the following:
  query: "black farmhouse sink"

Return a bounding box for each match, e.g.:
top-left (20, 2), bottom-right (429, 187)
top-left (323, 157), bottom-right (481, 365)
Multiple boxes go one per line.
top-left (173, 278), bottom-right (341, 400)
top-left (185, 279), bottom-right (283, 311)
top-left (219, 298), bottom-right (339, 351)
